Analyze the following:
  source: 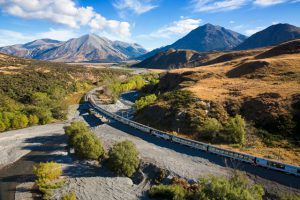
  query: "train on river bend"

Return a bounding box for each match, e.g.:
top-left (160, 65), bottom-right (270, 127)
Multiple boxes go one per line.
top-left (87, 95), bottom-right (300, 176)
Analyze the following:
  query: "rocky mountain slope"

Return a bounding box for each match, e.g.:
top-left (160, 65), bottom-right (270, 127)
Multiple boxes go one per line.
top-left (235, 23), bottom-right (300, 50)
top-left (0, 34), bottom-right (147, 62)
top-left (138, 23), bottom-right (247, 60)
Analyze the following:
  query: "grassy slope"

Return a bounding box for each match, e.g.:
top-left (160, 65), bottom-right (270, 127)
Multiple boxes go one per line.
top-left (136, 40), bottom-right (300, 165)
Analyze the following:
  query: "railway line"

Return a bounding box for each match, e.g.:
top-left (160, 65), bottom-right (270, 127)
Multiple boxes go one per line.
top-left (86, 92), bottom-right (300, 177)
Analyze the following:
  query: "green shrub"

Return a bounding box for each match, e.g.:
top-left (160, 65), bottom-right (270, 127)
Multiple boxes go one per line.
top-left (149, 184), bottom-right (186, 200)
top-left (196, 173), bottom-right (264, 200)
top-left (0, 120), bottom-right (6, 131)
top-left (28, 114), bottom-right (39, 126)
top-left (33, 161), bottom-right (62, 182)
top-left (199, 118), bottom-right (223, 140)
top-left (72, 132), bottom-right (104, 160)
top-left (108, 140), bottom-right (140, 177)
top-left (11, 114), bottom-right (28, 129)
top-left (224, 115), bottom-right (246, 145)
top-left (62, 191), bottom-right (76, 200)
top-left (64, 122), bottom-right (90, 146)
top-left (134, 94), bottom-right (157, 110)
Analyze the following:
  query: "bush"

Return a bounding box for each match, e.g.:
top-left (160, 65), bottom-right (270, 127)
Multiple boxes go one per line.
top-left (64, 121), bottom-right (90, 146)
top-left (134, 94), bottom-right (157, 110)
top-left (64, 121), bottom-right (104, 160)
top-left (33, 161), bottom-right (62, 182)
top-left (33, 161), bottom-right (64, 199)
top-left (196, 173), bottom-right (264, 200)
top-left (224, 115), bottom-right (246, 145)
top-left (11, 113), bottom-right (28, 129)
top-left (62, 191), bottom-right (76, 200)
top-left (28, 114), bottom-right (39, 126)
top-left (199, 118), bottom-right (222, 140)
top-left (108, 140), bottom-right (140, 177)
top-left (73, 132), bottom-right (104, 160)
top-left (0, 120), bottom-right (6, 131)
top-left (149, 184), bottom-right (186, 200)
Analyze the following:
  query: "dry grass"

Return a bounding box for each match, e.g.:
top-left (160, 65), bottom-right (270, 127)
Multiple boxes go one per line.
top-left (165, 42), bottom-right (300, 165)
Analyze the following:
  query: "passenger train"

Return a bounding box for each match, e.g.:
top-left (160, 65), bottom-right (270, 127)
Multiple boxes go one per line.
top-left (87, 94), bottom-right (300, 176)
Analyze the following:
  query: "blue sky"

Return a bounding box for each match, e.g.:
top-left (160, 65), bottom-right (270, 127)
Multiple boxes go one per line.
top-left (0, 0), bottom-right (299, 50)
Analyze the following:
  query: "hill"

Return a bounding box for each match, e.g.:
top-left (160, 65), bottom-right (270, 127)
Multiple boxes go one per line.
top-left (134, 40), bottom-right (300, 165)
top-left (235, 23), bottom-right (300, 50)
top-left (0, 53), bottom-right (128, 132)
top-left (138, 23), bottom-right (246, 60)
top-left (132, 49), bottom-right (204, 69)
top-left (0, 34), bottom-right (147, 63)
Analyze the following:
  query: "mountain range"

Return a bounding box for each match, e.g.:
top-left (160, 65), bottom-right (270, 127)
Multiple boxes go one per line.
top-left (1, 23), bottom-right (299, 63)
top-left (138, 23), bottom-right (247, 60)
top-left (0, 34), bottom-right (147, 62)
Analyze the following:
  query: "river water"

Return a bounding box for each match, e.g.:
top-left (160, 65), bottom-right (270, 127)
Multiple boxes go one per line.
top-left (0, 135), bottom-right (67, 200)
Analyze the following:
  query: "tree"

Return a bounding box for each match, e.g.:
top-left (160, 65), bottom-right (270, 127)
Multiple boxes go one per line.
top-left (33, 161), bottom-right (62, 182)
top-left (64, 121), bottom-right (90, 146)
top-left (0, 120), bottom-right (6, 131)
top-left (28, 114), bottom-right (39, 125)
top-left (72, 132), bottom-right (104, 160)
top-left (11, 114), bottom-right (28, 129)
top-left (108, 140), bottom-right (140, 177)
top-left (199, 118), bottom-right (222, 140)
top-left (196, 172), bottom-right (264, 200)
top-left (149, 184), bottom-right (186, 200)
top-left (134, 94), bottom-right (157, 110)
top-left (224, 115), bottom-right (246, 145)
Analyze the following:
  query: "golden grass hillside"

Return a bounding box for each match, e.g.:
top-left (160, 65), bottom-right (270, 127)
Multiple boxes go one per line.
top-left (141, 40), bottom-right (300, 165)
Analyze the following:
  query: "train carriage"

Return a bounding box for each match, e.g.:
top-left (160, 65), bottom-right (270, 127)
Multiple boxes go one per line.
top-left (87, 94), bottom-right (300, 177)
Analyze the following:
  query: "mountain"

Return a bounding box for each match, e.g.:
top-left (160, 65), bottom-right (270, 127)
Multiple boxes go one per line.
top-left (235, 23), bottom-right (300, 50)
top-left (0, 34), bottom-right (147, 62)
top-left (132, 48), bottom-right (204, 69)
top-left (138, 23), bottom-right (247, 60)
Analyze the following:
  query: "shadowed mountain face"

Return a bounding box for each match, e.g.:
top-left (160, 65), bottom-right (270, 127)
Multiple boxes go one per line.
top-left (235, 23), bottom-right (300, 50)
top-left (138, 23), bottom-right (247, 60)
top-left (132, 49), bottom-right (204, 69)
top-left (0, 34), bottom-right (147, 63)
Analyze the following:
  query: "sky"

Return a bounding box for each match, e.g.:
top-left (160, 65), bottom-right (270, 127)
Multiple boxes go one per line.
top-left (0, 0), bottom-right (299, 50)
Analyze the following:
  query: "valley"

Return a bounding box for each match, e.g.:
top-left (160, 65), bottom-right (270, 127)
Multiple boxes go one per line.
top-left (0, 15), bottom-right (300, 200)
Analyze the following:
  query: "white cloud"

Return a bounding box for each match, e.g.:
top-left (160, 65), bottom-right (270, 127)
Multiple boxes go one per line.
top-left (245, 26), bottom-right (265, 36)
top-left (0, 28), bottom-right (79, 46)
top-left (253, 0), bottom-right (288, 6)
top-left (113, 0), bottom-right (157, 14)
top-left (229, 20), bottom-right (235, 24)
top-left (140, 18), bottom-right (202, 39)
top-left (190, 0), bottom-right (298, 12)
top-left (190, 0), bottom-right (249, 12)
top-left (0, 0), bottom-right (131, 39)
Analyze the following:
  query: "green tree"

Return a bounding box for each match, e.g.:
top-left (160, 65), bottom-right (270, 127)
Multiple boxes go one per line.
top-left (149, 184), bottom-right (186, 200)
top-left (134, 94), bottom-right (157, 110)
top-left (31, 92), bottom-right (53, 108)
top-left (72, 132), bottom-right (104, 160)
top-left (64, 122), bottom-right (90, 146)
top-left (224, 115), bottom-right (246, 145)
top-left (28, 114), bottom-right (39, 126)
top-left (199, 118), bottom-right (223, 140)
top-left (11, 114), bottom-right (28, 129)
top-left (196, 173), bottom-right (264, 200)
top-left (0, 120), bottom-right (6, 131)
top-left (108, 140), bottom-right (140, 177)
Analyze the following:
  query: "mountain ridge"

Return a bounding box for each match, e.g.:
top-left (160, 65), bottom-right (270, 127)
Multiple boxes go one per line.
top-left (0, 34), bottom-right (147, 62)
top-left (235, 23), bottom-right (300, 50)
top-left (138, 23), bottom-right (247, 60)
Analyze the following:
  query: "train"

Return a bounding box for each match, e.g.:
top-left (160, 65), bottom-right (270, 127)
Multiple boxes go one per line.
top-left (87, 94), bottom-right (300, 177)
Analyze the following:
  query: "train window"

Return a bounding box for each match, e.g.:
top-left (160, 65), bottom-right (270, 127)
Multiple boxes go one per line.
top-left (267, 161), bottom-right (285, 169)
